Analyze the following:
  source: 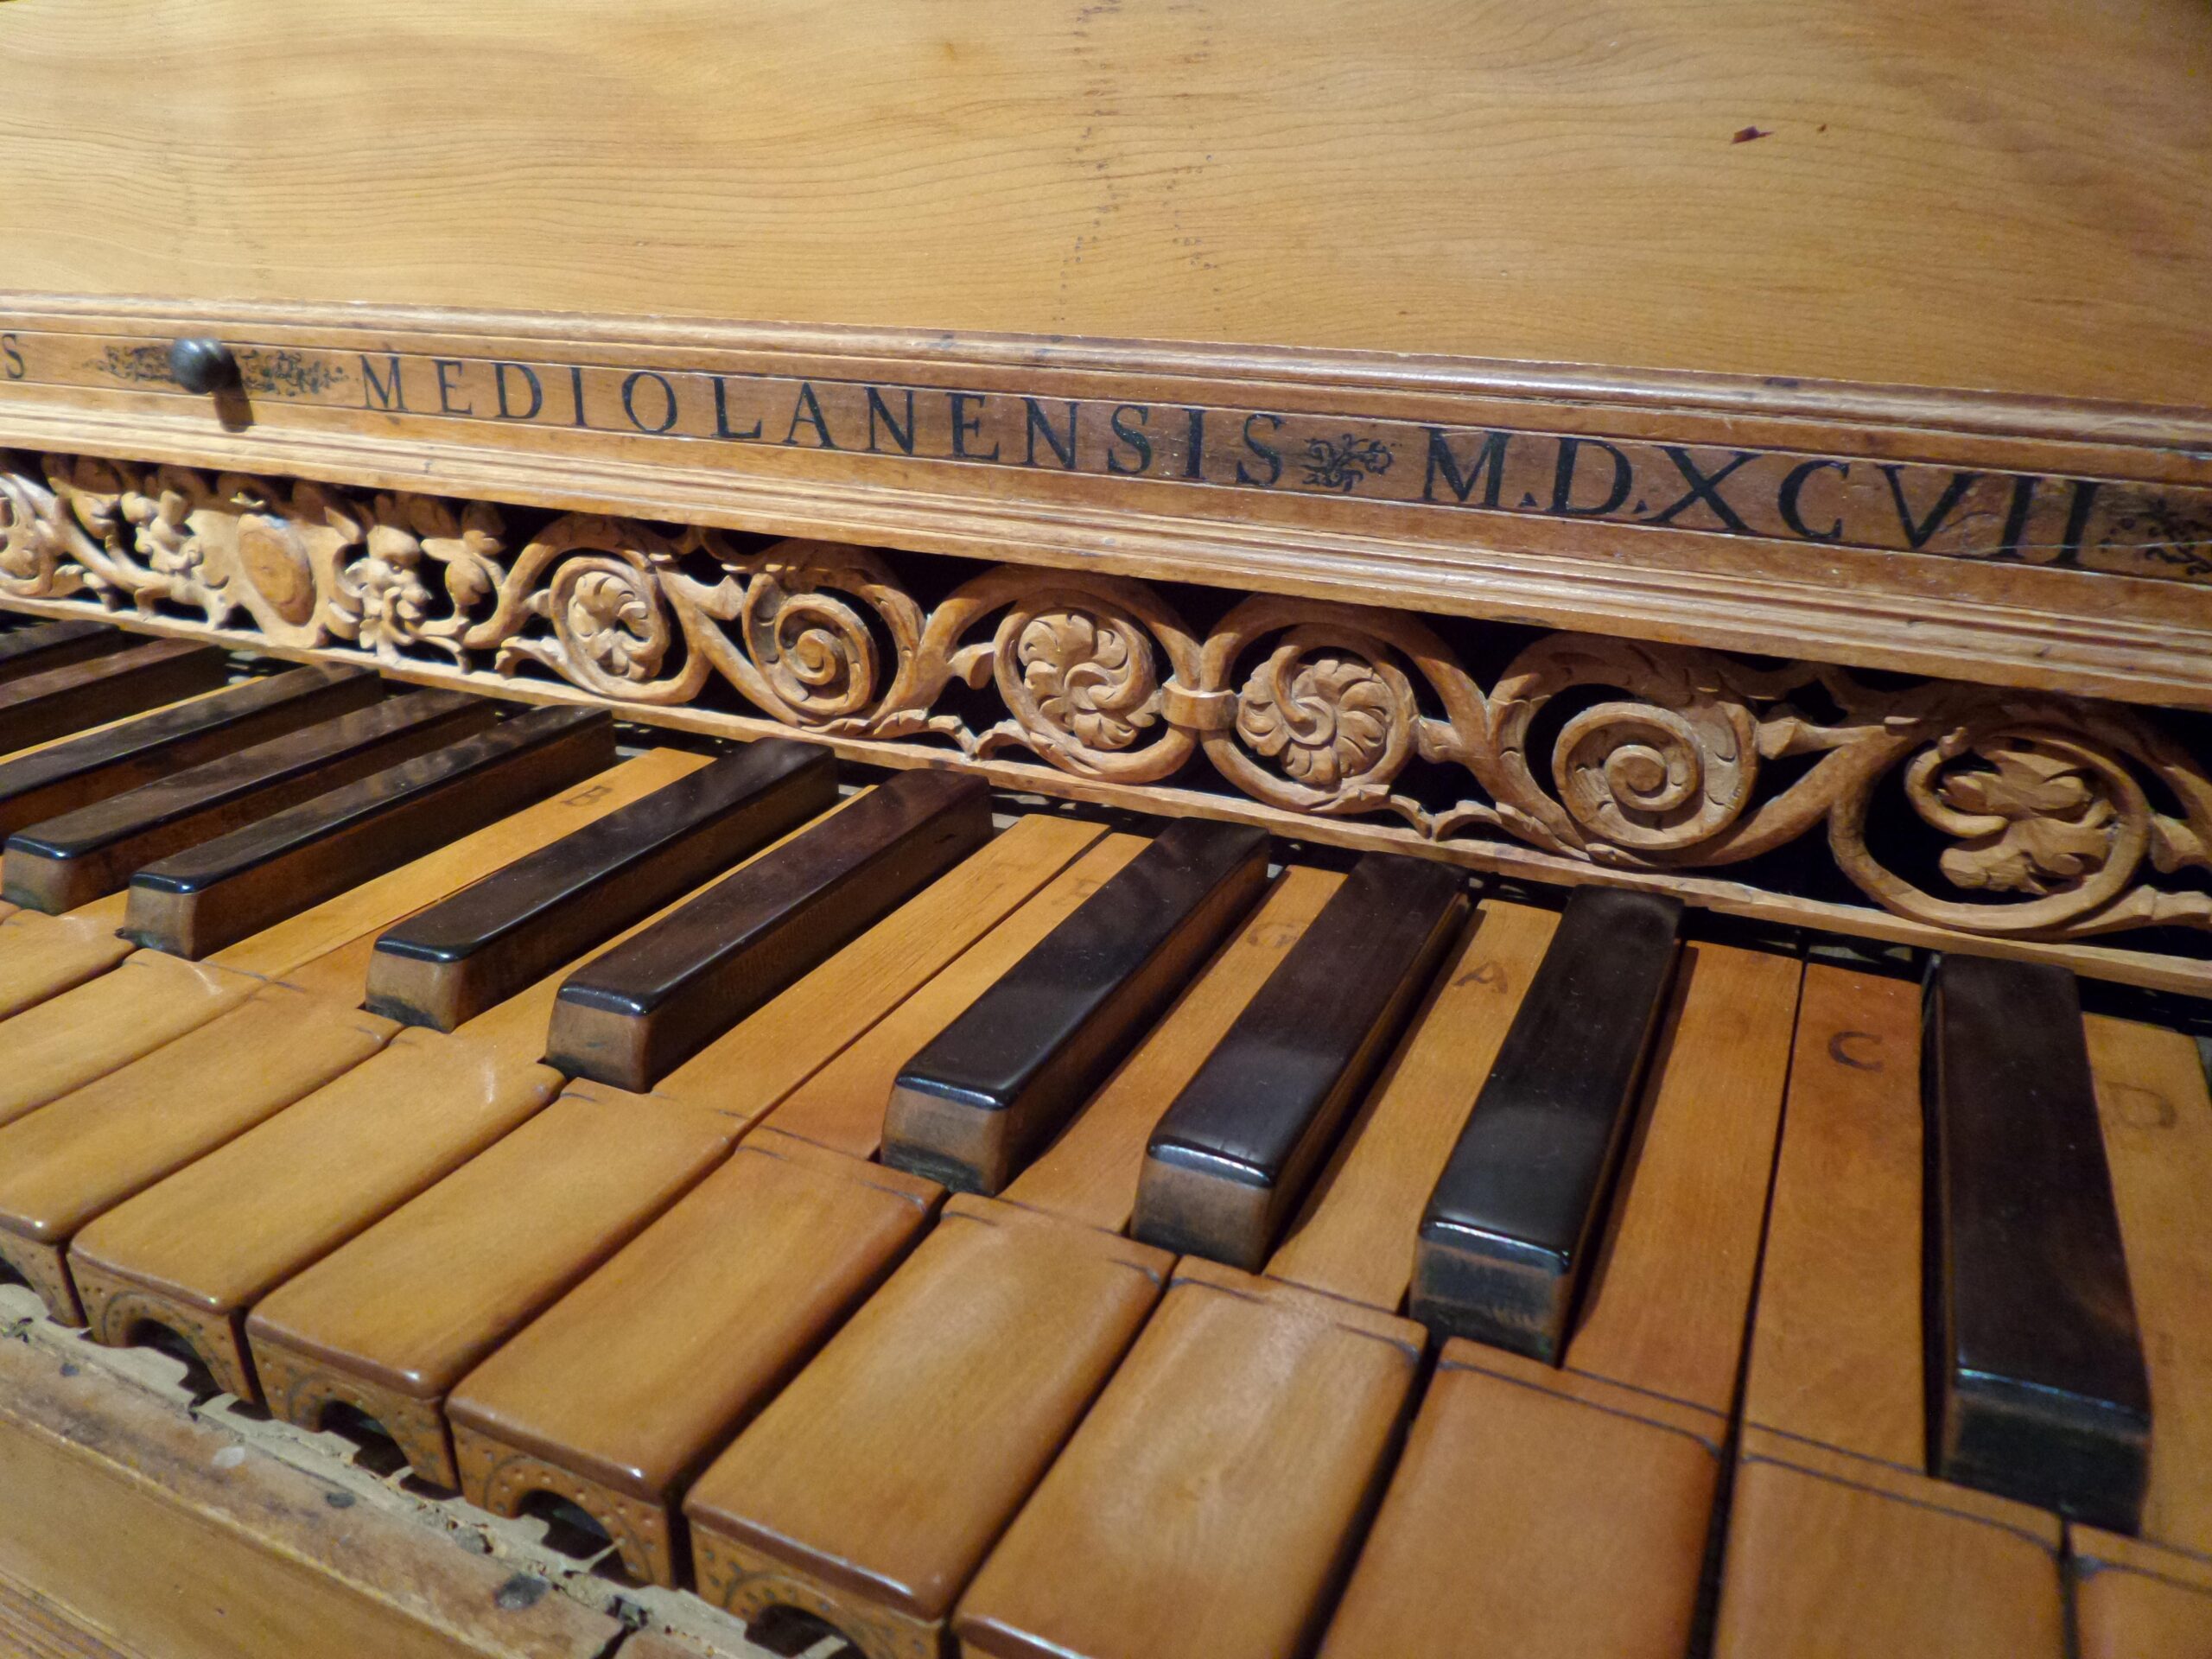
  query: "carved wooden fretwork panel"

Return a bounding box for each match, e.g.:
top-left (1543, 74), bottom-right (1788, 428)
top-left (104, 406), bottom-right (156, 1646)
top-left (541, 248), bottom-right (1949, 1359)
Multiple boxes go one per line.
top-left (3, 452), bottom-right (2209, 977)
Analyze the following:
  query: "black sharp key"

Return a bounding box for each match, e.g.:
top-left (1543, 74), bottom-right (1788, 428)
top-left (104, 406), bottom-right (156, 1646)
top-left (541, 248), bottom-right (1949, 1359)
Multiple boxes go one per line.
top-left (1927, 952), bottom-right (2152, 1533)
top-left (0, 638), bottom-right (228, 753)
top-left (1, 688), bottom-right (494, 912)
top-left (0, 665), bottom-right (380, 842)
top-left (365, 739), bottom-right (835, 1030)
top-left (1132, 854), bottom-right (1470, 1269)
top-left (881, 817), bottom-right (1272, 1197)
top-left (1408, 887), bottom-right (1682, 1361)
top-left (547, 768), bottom-right (992, 1091)
top-left (121, 706), bottom-right (618, 960)
top-left (0, 619), bottom-right (128, 683)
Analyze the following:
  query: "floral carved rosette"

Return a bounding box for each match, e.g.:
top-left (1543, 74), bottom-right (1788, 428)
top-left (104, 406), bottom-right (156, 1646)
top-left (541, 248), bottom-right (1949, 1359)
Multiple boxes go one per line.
top-left (0, 450), bottom-right (2207, 950)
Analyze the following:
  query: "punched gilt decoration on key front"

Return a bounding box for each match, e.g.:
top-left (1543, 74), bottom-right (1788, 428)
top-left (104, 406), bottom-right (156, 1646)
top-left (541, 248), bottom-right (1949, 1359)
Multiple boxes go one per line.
top-left (3, 451), bottom-right (2209, 968)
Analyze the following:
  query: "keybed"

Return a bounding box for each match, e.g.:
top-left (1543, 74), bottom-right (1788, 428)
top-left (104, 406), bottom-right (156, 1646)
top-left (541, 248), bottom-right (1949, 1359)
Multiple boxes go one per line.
top-left (0, 616), bottom-right (2204, 1658)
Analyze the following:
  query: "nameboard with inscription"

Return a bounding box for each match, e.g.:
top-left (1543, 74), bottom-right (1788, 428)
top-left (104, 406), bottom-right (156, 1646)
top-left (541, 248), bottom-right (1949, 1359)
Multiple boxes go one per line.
top-left (1, 297), bottom-right (2209, 709)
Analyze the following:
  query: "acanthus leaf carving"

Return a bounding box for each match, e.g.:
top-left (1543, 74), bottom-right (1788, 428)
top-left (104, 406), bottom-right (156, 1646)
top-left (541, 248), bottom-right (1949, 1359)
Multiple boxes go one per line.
top-left (5, 451), bottom-right (2209, 956)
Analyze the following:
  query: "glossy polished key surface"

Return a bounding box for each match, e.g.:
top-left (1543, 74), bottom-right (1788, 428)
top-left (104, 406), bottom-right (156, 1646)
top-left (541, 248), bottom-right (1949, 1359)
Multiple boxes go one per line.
top-left (0, 619), bottom-right (125, 680)
top-left (1409, 887), bottom-right (1681, 1360)
top-left (245, 1094), bottom-right (739, 1488)
top-left (680, 874), bottom-right (1341, 1633)
top-left (881, 818), bottom-right (1270, 1194)
top-left (122, 706), bottom-right (615, 958)
top-left (1929, 953), bottom-right (2151, 1533)
top-left (366, 739), bottom-right (832, 1029)
top-left (0, 753), bottom-right (708, 1325)
top-left (0, 637), bottom-right (227, 753)
top-left (1319, 939), bottom-right (1798, 1659)
top-left (1711, 964), bottom-right (2068, 1659)
top-left (0, 666), bottom-right (378, 842)
top-left (548, 768), bottom-right (991, 1091)
top-left (2, 688), bottom-right (493, 912)
top-left (1133, 853), bottom-right (1466, 1268)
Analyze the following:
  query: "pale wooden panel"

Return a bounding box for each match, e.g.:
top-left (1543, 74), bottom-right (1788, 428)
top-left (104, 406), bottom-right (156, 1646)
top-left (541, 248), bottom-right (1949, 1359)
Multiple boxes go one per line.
top-left (0, 1331), bottom-right (624, 1659)
top-left (1, 3), bottom-right (2209, 401)
top-left (0, 1568), bottom-right (145, 1659)
top-left (2084, 1014), bottom-right (2212, 1558)
top-left (1267, 899), bottom-right (1555, 1310)
top-left (1567, 941), bottom-right (1800, 1412)
top-left (1738, 964), bottom-right (1925, 1465)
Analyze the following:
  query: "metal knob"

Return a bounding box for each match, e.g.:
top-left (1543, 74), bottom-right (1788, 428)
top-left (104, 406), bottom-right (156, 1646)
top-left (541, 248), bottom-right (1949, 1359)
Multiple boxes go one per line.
top-left (168, 337), bottom-right (238, 395)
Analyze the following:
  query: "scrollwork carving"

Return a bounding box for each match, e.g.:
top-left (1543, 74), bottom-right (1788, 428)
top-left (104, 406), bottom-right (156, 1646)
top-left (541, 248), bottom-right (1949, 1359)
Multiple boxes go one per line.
top-left (6, 451), bottom-right (2209, 954)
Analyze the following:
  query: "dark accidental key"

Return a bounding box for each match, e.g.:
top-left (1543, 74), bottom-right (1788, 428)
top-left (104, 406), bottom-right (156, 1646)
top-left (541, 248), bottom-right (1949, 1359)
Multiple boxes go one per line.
top-left (0, 664), bottom-right (379, 841)
top-left (1, 688), bottom-right (494, 912)
top-left (0, 618), bottom-right (128, 682)
top-left (0, 637), bottom-right (228, 753)
top-left (365, 739), bottom-right (834, 1029)
top-left (1132, 853), bottom-right (1470, 1269)
top-left (122, 706), bottom-right (617, 959)
top-left (1926, 951), bottom-right (2152, 1534)
top-left (881, 817), bottom-right (1272, 1196)
top-left (1408, 887), bottom-right (1682, 1362)
top-left (548, 767), bottom-right (992, 1091)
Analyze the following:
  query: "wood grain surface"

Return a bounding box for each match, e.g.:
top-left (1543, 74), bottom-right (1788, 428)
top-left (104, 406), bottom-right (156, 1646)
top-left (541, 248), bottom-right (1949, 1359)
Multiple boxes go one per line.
top-left (449, 1135), bottom-right (942, 1586)
top-left (0, 952), bottom-right (264, 1128)
top-left (686, 1198), bottom-right (1169, 1627)
top-left (1738, 964), bottom-right (1926, 1465)
top-left (67, 1029), bottom-right (563, 1397)
top-left (2, 1), bottom-right (2208, 404)
top-left (0, 900), bottom-right (135, 1019)
top-left (2084, 1014), bottom-right (2212, 1559)
top-left (675, 877), bottom-right (1350, 1646)
top-left (0, 984), bottom-right (397, 1322)
top-left (1714, 1430), bottom-right (2067, 1659)
top-left (953, 1260), bottom-right (1421, 1659)
top-left (1320, 1345), bottom-right (1725, 1659)
top-left (2069, 1526), bottom-right (2212, 1659)
top-left (245, 1095), bottom-right (738, 1485)
top-left (1713, 962), bottom-right (2075, 1658)
top-left (1566, 940), bottom-right (1799, 1410)
top-left (1313, 943), bottom-right (1795, 1659)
